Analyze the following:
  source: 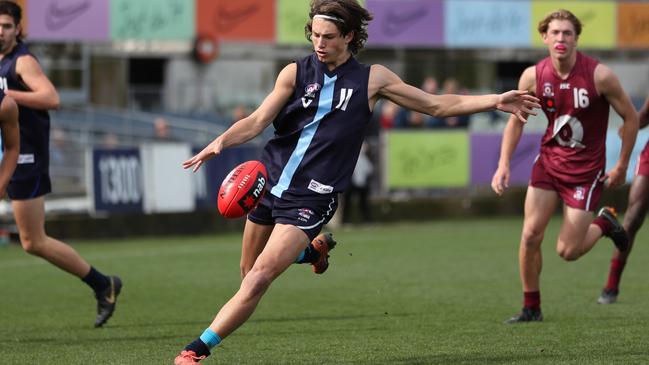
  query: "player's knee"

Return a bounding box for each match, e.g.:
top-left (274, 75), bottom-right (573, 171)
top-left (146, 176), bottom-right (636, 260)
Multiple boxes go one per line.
top-left (242, 267), bottom-right (273, 298)
top-left (20, 236), bottom-right (42, 256)
top-left (521, 229), bottom-right (543, 248)
top-left (557, 246), bottom-right (579, 261)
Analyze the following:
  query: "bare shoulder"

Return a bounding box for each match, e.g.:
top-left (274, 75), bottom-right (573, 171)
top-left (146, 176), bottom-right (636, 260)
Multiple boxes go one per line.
top-left (593, 63), bottom-right (625, 97)
top-left (368, 64), bottom-right (402, 97)
top-left (275, 62), bottom-right (297, 88)
top-left (369, 64), bottom-right (397, 84)
top-left (519, 66), bottom-right (536, 92)
top-left (15, 53), bottom-right (42, 72)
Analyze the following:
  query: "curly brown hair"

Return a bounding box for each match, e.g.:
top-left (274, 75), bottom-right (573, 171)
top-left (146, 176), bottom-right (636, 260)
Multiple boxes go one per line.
top-left (304, 0), bottom-right (373, 55)
top-left (537, 9), bottom-right (582, 36)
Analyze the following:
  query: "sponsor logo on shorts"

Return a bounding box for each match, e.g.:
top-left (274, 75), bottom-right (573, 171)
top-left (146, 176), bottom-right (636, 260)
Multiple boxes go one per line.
top-left (297, 208), bottom-right (314, 222)
top-left (573, 186), bottom-right (585, 201)
top-left (308, 179), bottom-right (333, 194)
top-left (17, 154), bottom-right (35, 164)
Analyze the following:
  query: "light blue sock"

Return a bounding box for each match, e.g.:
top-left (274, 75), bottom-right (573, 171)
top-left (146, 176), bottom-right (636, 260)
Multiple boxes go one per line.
top-left (294, 249), bottom-right (306, 263)
top-left (200, 328), bottom-right (222, 349)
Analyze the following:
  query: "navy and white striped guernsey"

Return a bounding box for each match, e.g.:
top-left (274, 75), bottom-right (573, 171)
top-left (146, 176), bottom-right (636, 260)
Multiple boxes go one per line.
top-left (262, 54), bottom-right (372, 200)
top-left (0, 42), bottom-right (51, 181)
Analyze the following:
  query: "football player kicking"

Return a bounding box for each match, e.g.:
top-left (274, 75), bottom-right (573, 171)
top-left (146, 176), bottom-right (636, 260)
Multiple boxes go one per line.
top-left (175, 0), bottom-right (540, 363)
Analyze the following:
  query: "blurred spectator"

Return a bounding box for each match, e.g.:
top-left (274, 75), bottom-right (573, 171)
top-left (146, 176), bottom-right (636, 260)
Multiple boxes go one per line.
top-left (378, 100), bottom-right (400, 129)
top-left (398, 76), bottom-right (444, 128)
top-left (429, 78), bottom-right (471, 128)
top-left (342, 141), bottom-right (374, 224)
top-left (50, 127), bottom-right (67, 165)
top-left (231, 104), bottom-right (249, 124)
top-left (101, 132), bottom-right (119, 149)
top-left (421, 76), bottom-right (438, 94)
top-left (154, 117), bottom-right (175, 141)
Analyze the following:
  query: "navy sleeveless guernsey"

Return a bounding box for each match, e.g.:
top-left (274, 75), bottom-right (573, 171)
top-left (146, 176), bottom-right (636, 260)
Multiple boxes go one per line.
top-left (0, 42), bottom-right (50, 181)
top-left (262, 54), bottom-right (372, 200)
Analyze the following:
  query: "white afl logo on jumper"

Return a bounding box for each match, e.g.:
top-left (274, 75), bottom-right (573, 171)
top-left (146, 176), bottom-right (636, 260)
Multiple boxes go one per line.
top-left (302, 82), bottom-right (321, 108)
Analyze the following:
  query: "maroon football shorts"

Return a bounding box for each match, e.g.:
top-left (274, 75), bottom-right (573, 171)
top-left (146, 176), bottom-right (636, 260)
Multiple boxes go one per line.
top-left (529, 159), bottom-right (604, 212)
top-left (636, 141), bottom-right (649, 177)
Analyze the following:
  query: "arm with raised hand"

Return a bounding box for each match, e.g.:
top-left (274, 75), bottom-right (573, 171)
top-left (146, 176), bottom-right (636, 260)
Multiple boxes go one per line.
top-left (491, 66), bottom-right (536, 195)
top-left (183, 63), bottom-right (297, 172)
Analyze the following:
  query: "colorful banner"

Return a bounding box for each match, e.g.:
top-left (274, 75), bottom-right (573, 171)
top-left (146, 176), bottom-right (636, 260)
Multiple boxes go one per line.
top-left (386, 131), bottom-right (468, 188)
top-left (470, 133), bottom-right (542, 186)
top-left (617, 3), bottom-right (649, 49)
top-left (277, 0), bottom-right (312, 45)
top-left (531, 1), bottom-right (615, 49)
top-left (366, 0), bottom-right (444, 47)
top-left (111, 0), bottom-right (194, 41)
top-left (196, 0), bottom-right (274, 43)
top-left (445, 1), bottom-right (529, 48)
top-left (28, 0), bottom-right (109, 41)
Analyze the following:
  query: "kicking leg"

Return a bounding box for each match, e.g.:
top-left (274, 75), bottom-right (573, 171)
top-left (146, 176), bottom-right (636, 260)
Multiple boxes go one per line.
top-left (175, 224), bottom-right (310, 364)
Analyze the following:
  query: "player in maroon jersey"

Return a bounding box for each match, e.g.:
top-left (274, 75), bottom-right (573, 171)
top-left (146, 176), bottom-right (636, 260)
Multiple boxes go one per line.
top-left (597, 95), bottom-right (649, 304)
top-left (491, 9), bottom-right (639, 323)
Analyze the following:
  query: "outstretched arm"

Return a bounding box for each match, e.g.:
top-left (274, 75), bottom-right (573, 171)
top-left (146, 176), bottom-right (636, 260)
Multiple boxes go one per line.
top-left (368, 65), bottom-right (540, 122)
top-left (183, 63), bottom-right (297, 172)
top-left (0, 96), bottom-right (19, 197)
top-left (491, 66), bottom-right (536, 195)
top-left (596, 64), bottom-right (638, 188)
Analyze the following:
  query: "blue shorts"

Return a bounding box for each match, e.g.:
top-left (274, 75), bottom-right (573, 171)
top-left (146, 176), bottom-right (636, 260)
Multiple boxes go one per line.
top-left (248, 192), bottom-right (338, 241)
top-left (7, 174), bottom-right (52, 200)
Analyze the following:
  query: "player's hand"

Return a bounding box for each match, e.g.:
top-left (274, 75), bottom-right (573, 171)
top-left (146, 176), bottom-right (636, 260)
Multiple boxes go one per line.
top-left (182, 137), bottom-right (223, 172)
top-left (496, 90), bottom-right (541, 123)
top-left (602, 164), bottom-right (627, 188)
top-left (491, 165), bottom-right (510, 196)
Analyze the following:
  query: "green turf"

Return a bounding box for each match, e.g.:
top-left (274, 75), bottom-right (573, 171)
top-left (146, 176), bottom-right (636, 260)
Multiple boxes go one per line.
top-left (1, 217), bottom-right (648, 364)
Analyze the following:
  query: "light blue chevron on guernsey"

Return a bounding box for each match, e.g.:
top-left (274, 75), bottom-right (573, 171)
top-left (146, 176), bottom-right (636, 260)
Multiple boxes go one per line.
top-left (270, 74), bottom-right (337, 197)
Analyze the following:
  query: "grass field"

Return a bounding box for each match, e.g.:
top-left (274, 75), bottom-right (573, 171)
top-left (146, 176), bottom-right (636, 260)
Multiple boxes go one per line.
top-left (1, 217), bottom-right (648, 365)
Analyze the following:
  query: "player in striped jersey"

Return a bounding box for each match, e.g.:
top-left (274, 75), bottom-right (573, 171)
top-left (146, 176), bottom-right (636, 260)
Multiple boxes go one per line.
top-left (176, 1), bottom-right (540, 363)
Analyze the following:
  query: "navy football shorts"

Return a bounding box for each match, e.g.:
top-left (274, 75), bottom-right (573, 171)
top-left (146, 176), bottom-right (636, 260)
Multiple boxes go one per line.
top-left (7, 174), bottom-right (52, 200)
top-left (248, 192), bottom-right (338, 241)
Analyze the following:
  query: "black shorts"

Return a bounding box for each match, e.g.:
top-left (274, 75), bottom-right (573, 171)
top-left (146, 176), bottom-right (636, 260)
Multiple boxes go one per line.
top-left (7, 174), bottom-right (52, 200)
top-left (248, 192), bottom-right (338, 241)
